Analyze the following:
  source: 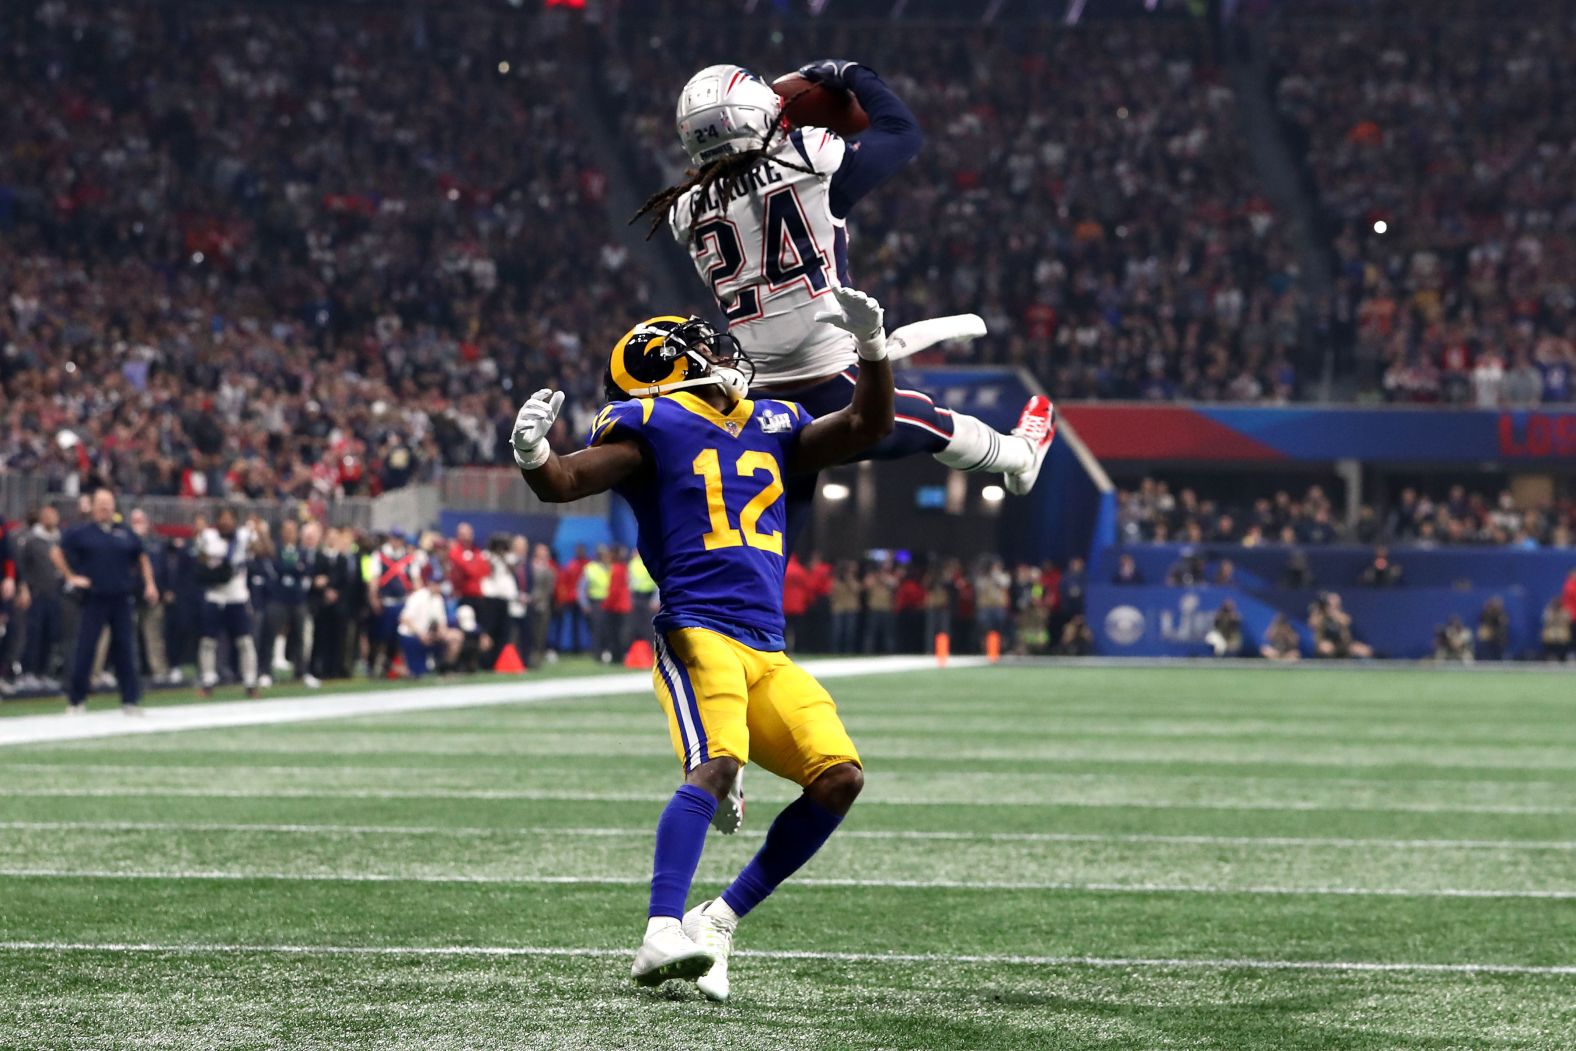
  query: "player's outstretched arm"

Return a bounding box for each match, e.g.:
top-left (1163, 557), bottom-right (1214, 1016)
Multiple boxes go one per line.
top-left (790, 288), bottom-right (895, 475)
top-left (510, 389), bottom-right (645, 503)
top-left (797, 61), bottom-right (922, 219)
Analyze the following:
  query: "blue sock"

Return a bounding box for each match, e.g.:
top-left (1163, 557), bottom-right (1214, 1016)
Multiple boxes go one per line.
top-left (648, 784), bottom-right (717, 919)
top-left (721, 794), bottom-right (843, 917)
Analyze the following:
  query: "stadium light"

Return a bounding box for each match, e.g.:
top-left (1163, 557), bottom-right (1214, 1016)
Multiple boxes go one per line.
top-left (1373, 219), bottom-right (1388, 234)
top-left (822, 482), bottom-right (851, 501)
top-left (981, 484), bottom-right (1005, 503)
top-left (498, 61), bottom-right (511, 75)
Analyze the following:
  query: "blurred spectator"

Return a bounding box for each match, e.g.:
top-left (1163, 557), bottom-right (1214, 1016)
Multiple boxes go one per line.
top-left (863, 560), bottom-right (899, 655)
top-left (1260, 614), bottom-right (1302, 662)
top-left (895, 570), bottom-right (928, 652)
top-left (1477, 597), bottom-right (1510, 661)
top-left (1205, 599), bottom-right (1245, 657)
top-left (1280, 550), bottom-right (1314, 589)
top-left (1212, 558), bottom-right (1237, 587)
top-left (368, 531), bottom-right (424, 677)
top-left (580, 547), bottom-right (613, 663)
top-left (975, 558), bottom-right (1010, 648)
top-left (527, 543), bottom-right (557, 667)
top-left (1542, 595), bottom-right (1573, 662)
top-left (602, 545), bottom-right (633, 662)
top-left (830, 562), bottom-right (863, 655)
top-left (478, 533), bottom-right (516, 667)
top-left (1310, 592), bottom-right (1373, 659)
top-left (783, 555), bottom-right (812, 651)
top-left (1055, 614), bottom-right (1094, 657)
top-left (554, 546), bottom-right (590, 657)
top-left (924, 568), bottom-right (952, 648)
top-left (18, 506), bottom-right (64, 687)
top-left (1112, 552), bottom-right (1144, 585)
top-left (1358, 546), bottom-right (1403, 587)
top-left (1166, 549), bottom-right (1207, 586)
top-left (448, 524), bottom-right (490, 641)
top-left (1434, 617), bottom-right (1474, 664)
top-left (197, 508), bottom-right (261, 696)
top-left (398, 571), bottom-right (463, 678)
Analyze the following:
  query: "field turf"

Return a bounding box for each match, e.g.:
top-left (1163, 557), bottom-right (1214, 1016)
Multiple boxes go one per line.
top-left (1, 663), bottom-right (1572, 1049)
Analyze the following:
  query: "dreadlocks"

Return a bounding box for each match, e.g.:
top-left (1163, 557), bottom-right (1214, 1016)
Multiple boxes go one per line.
top-left (630, 96), bottom-right (816, 244)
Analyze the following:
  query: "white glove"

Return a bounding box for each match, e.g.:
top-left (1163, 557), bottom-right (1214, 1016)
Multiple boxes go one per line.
top-left (815, 286), bottom-right (887, 361)
top-left (511, 388), bottom-right (564, 471)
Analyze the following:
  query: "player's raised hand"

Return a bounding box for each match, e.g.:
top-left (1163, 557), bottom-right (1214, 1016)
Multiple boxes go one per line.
top-left (511, 388), bottom-right (564, 471)
top-left (796, 59), bottom-right (861, 92)
top-left (815, 286), bottom-right (887, 361)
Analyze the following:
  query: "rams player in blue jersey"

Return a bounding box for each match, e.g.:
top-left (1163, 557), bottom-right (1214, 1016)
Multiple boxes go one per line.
top-left (510, 286), bottom-right (893, 1002)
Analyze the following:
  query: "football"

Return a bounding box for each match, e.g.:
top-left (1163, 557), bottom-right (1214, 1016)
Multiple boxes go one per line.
top-left (771, 72), bottom-right (870, 137)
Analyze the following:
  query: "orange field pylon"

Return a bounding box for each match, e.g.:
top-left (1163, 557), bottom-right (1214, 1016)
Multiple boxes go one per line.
top-left (934, 631), bottom-right (950, 668)
top-left (493, 643), bottom-right (527, 674)
top-left (624, 638), bottom-right (654, 669)
top-left (985, 630), bottom-right (1001, 663)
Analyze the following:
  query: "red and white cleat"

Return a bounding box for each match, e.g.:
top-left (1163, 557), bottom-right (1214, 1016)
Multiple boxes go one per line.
top-left (1004, 395), bottom-right (1057, 496)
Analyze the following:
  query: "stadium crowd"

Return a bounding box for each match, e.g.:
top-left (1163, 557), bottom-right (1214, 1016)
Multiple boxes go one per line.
top-left (1, 1), bottom-right (649, 499)
top-left (4, 2), bottom-right (1574, 512)
top-left (1115, 477), bottom-right (1576, 549)
top-left (1270, 11), bottom-right (1576, 404)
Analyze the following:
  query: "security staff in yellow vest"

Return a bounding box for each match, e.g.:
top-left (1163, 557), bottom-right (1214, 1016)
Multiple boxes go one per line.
top-left (578, 547), bottom-right (612, 663)
top-left (628, 551), bottom-right (657, 623)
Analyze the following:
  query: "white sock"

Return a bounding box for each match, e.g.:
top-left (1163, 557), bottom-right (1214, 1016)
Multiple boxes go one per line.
top-left (933, 411), bottom-right (1033, 474)
top-left (198, 638), bottom-right (218, 685)
top-left (237, 635), bottom-right (259, 687)
top-left (704, 898), bottom-right (741, 927)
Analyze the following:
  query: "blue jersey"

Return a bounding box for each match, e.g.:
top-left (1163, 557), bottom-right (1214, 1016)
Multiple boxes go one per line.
top-left (587, 391), bottom-right (811, 650)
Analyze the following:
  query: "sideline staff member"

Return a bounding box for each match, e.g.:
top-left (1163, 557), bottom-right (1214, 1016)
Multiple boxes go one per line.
top-left (52, 489), bottom-right (159, 713)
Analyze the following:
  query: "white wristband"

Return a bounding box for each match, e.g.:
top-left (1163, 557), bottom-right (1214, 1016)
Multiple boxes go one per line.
top-left (855, 330), bottom-right (888, 362)
top-left (513, 441), bottom-right (550, 471)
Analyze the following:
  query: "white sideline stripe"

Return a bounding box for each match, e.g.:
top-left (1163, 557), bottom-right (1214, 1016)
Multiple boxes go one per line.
top-left (0, 940), bottom-right (1570, 976)
top-left (0, 656), bottom-right (982, 748)
top-left (6, 820), bottom-right (1573, 852)
top-left (0, 867), bottom-right (1569, 899)
top-left (5, 786), bottom-right (1572, 815)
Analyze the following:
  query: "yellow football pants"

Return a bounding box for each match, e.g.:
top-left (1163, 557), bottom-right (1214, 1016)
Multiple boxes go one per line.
top-left (652, 627), bottom-right (860, 787)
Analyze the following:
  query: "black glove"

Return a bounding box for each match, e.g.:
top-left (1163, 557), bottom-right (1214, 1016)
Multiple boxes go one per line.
top-left (796, 60), bottom-right (862, 93)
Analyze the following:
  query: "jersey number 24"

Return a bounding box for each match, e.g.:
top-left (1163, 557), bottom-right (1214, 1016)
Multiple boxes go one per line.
top-left (694, 188), bottom-right (828, 323)
top-left (693, 448), bottom-right (784, 555)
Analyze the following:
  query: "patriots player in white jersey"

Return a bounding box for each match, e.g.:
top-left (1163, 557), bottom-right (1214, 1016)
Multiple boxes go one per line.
top-left (632, 60), bottom-right (1056, 544)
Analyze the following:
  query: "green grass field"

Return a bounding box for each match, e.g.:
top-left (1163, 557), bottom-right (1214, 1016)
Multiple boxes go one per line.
top-left (2, 663), bottom-right (1573, 1049)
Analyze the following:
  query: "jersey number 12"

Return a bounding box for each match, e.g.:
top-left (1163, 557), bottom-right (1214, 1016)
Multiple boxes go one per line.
top-left (693, 448), bottom-right (784, 555)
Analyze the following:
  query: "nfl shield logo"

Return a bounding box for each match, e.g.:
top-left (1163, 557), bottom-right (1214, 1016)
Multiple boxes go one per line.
top-left (725, 421), bottom-right (741, 437)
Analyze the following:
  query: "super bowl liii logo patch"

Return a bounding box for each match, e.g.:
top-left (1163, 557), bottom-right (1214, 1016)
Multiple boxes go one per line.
top-left (759, 411), bottom-right (795, 434)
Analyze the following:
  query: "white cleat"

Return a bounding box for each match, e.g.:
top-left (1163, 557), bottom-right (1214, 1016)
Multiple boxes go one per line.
top-left (630, 918), bottom-right (714, 987)
top-left (711, 770), bottom-right (744, 835)
top-left (682, 900), bottom-right (737, 1003)
top-left (1004, 395), bottom-right (1057, 496)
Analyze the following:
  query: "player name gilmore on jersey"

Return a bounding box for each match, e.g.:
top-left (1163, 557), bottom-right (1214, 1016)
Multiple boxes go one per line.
top-left (686, 164), bottom-right (786, 214)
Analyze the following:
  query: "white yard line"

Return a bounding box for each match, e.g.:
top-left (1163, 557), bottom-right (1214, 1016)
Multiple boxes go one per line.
top-left (43, 739), bottom-right (1576, 771)
top-left (0, 867), bottom-right (1569, 899)
top-left (8, 762), bottom-right (1569, 793)
top-left (0, 939), bottom-right (1570, 976)
top-left (5, 820), bottom-right (1572, 852)
top-left (0, 656), bottom-right (981, 748)
top-left (4, 785), bottom-right (1571, 815)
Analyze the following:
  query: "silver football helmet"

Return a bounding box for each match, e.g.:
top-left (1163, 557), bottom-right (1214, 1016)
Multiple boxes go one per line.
top-left (675, 64), bottom-right (782, 166)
